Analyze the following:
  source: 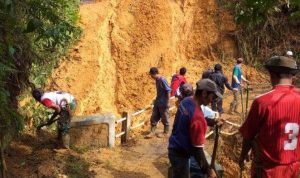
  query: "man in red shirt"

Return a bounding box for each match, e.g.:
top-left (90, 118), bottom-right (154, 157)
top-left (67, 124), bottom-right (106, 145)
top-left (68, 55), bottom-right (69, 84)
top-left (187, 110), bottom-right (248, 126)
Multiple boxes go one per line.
top-left (170, 67), bottom-right (187, 97)
top-left (239, 56), bottom-right (300, 178)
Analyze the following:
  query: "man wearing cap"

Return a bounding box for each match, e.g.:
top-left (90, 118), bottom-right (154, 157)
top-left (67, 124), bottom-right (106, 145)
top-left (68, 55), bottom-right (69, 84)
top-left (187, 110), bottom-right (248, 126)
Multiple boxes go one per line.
top-left (175, 83), bottom-right (193, 104)
top-left (239, 56), bottom-right (300, 177)
top-left (168, 79), bottom-right (223, 178)
top-left (286, 50), bottom-right (294, 58)
top-left (146, 67), bottom-right (172, 138)
top-left (229, 58), bottom-right (250, 114)
top-left (209, 64), bottom-right (233, 115)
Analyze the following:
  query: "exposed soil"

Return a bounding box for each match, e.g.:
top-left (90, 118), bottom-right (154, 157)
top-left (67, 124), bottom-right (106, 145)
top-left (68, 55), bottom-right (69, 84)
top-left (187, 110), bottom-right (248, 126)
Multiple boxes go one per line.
top-left (9, 1), bottom-right (272, 178)
top-left (46, 0), bottom-right (265, 116)
top-left (7, 84), bottom-right (270, 178)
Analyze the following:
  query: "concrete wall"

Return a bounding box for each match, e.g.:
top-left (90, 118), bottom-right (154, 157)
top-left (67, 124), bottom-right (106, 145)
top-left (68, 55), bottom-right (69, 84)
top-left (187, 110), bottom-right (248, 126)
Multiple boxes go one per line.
top-left (69, 113), bottom-right (115, 148)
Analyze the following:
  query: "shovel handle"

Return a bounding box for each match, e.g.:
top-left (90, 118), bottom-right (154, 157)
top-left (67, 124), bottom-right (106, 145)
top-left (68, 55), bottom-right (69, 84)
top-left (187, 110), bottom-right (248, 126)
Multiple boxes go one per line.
top-left (211, 125), bottom-right (220, 169)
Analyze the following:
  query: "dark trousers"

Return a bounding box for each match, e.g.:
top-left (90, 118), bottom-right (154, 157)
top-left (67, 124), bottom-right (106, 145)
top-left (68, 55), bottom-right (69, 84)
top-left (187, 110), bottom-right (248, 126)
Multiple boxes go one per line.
top-left (211, 98), bottom-right (224, 114)
top-left (190, 156), bottom-right (207, 178)
top-left (168, 150), bottom-right (207, 178)
top-left (168, 149), bottom-right (189, 178)
top-left (150, 104), bottom-right (169, 126)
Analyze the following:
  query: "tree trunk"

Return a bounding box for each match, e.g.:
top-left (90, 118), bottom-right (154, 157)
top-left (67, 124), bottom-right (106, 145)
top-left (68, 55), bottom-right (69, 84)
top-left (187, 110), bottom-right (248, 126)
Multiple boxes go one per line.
top-left (0, 141), bottom-right (7, 178)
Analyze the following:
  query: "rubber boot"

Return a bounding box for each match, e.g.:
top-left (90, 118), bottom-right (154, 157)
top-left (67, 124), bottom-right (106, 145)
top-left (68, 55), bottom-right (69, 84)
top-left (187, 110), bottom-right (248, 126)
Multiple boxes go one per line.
top-left (164, 125), bottom-right (170, 134)
top-left (157, 125), bottom-right (170, 138)
top-left (62, 134), bottom-right (70, 149)
top-left (145, 126), bottom-right (156, 139)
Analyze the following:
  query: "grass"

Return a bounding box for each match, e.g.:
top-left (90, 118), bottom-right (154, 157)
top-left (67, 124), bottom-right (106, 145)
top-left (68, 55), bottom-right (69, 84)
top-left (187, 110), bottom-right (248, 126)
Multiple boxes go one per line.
top-left (65, 156), bottom-right (92, 178)
top-left (70, 145), bottom-right (90, 154)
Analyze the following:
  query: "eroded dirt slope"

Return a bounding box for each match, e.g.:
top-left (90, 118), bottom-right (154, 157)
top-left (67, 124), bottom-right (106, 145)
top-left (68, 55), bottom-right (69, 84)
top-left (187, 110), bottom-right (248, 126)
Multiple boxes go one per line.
top-left (47, 0), bottom-right (260, 116)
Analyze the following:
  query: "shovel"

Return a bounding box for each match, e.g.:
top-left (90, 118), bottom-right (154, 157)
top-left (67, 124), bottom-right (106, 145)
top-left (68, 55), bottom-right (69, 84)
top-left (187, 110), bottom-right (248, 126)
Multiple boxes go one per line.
top-left (240, 86), bottom-right (245, 122)
top-left (211, 125), bottom-right (220, 177)
top-left (245, 84), bottom-right (250, 116)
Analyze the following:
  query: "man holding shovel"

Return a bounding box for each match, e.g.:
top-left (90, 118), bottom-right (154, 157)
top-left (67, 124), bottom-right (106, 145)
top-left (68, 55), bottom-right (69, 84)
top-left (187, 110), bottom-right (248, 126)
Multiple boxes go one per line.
top-left (168, 79), bottom-right (224, 178)
top-left (32, 89), bottom-right (76, 149)
top-left (239, 56), bottom-right (300, 177)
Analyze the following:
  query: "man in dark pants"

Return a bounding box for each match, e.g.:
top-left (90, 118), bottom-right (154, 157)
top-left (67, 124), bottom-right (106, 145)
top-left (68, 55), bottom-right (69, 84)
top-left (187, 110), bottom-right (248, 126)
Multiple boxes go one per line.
top-left (168, 79), bottom-right (223, 178)
top-left (146, 67), bottom-right (171, 138)
top-left (209, 64), bottom-right (233, 115)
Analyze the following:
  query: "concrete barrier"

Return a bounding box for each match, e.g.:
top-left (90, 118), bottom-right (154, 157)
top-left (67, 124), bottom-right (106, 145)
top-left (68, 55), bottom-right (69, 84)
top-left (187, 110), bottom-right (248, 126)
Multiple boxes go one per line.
top-left (69, 113), bottom-right (115, 148)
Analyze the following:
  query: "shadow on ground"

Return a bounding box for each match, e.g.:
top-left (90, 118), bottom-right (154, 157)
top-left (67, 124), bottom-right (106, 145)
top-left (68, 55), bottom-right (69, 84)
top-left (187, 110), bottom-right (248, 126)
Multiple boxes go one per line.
top-left (103, 164), bottom-right (151, 178)
top-left (6, 130), bottom-right (96, 178)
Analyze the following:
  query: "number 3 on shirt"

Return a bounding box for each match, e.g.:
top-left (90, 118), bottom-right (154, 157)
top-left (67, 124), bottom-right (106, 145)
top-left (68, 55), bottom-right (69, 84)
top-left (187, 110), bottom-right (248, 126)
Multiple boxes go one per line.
top-left (284, 123), bottom-right (299, 150)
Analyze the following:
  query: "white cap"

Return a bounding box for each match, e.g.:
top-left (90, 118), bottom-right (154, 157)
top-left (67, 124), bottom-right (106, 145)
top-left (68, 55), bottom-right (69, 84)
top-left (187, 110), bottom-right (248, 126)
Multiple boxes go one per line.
top-left (286, 51), bottom-right (293, 56)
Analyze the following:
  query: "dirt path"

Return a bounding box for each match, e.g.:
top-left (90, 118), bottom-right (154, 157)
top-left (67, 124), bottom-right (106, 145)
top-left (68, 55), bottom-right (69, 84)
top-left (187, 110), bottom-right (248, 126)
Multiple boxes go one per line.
top-left (86, 133), bottom-right (170, 177)
top-left (7, 84), bottom-right (270, 177)
top-left (9, 1), bottom-right (271, 177)
top-left (85, 84), bottom-right (271, 178)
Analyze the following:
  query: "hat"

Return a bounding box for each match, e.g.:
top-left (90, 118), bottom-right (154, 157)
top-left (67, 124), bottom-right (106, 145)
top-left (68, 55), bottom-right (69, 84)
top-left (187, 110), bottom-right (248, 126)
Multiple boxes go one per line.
top-left (181, 83), bottom-right (193, 95)
top-left (237, 58), bottom-right (243, 63)
top-left (286, 51), bottom-right (293, 56)
top-left (214, 64), bottom-right (222, 71)
top-left (265, 56), bottom-right (298, 70)
top-left (196, 79), bottom-right (223, 98)
top-left (149, 67), bottom-right (158, 75)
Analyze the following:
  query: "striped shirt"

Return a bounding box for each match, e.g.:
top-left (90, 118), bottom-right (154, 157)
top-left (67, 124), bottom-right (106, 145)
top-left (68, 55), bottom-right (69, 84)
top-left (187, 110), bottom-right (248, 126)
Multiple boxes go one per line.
top-left (240, 85), bottom-right (300, 165)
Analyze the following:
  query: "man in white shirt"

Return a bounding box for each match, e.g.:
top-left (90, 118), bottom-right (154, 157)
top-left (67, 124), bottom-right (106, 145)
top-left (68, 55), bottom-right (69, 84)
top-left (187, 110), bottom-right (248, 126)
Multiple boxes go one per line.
top-left (32, 89), bottom-right (76, 149)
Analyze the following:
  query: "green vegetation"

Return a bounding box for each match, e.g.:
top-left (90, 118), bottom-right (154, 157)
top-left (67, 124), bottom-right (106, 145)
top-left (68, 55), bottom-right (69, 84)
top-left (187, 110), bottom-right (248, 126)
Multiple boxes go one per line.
top-left (0, 0), bottom-right (81, 175)
top-left (65, 156), bottom-right (92, 178)
top-left (228, 0), bottom-right (300, 64)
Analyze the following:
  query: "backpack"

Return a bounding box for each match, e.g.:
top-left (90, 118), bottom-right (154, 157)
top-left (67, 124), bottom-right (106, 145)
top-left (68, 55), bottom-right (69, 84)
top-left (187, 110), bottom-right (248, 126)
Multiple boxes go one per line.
top-left (170, 74), bottom-right (187, 97)
top-left (202, 69), bottom-right (214, 79)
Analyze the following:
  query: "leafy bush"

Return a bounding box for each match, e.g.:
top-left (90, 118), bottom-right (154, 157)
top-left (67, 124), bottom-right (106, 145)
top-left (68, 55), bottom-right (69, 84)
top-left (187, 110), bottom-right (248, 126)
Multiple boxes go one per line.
top-left (0, 0), bottom-right (81, 174)
top-left (227, 0), bottom-right (300, 64)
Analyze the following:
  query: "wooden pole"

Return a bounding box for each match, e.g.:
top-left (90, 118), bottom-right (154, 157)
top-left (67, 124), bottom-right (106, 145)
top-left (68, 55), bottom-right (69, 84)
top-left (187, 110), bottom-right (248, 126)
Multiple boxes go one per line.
top-left (121, 112), bottom-right (131, 144)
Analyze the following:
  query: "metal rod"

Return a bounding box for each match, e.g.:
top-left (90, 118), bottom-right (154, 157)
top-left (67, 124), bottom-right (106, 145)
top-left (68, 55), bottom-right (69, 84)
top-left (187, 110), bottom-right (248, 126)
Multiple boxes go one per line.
top-left (115, 131), bottom-right (125, 138)
top-left (205, 131), bottom-right (214, 138)
top-left (115, 117), bottom-right (127, 124)
top-left (225, 120), bottom-right (241, 128)
top-left (130, 122), bottom-right (145, 130)
top-left (132, 109), bottom-right (147, 117)
top-left (220, 131), bottom-right (239, 136)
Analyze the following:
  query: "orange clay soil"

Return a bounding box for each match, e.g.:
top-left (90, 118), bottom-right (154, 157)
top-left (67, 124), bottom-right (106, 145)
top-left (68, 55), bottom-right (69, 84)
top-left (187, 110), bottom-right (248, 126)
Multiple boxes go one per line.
top-left (10, 0), bottom-right (270, 177)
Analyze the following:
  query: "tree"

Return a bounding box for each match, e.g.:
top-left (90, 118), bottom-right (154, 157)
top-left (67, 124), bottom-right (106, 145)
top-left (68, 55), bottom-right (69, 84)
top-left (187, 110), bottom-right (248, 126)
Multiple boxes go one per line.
top-left (0, 0), bottom-right (81, 176)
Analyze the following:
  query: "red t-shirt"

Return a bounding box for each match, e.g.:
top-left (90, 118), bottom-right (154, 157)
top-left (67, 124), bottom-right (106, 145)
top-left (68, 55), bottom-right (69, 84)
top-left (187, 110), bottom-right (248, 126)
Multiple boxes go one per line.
top-left (190, 104), bottom-right (207, 147)
top-left (41, 98), bottom-right (54, 108)
top-left (170, 74), bottom-right (187, 96)
top-left (240, 85), bottom-right (300, 165)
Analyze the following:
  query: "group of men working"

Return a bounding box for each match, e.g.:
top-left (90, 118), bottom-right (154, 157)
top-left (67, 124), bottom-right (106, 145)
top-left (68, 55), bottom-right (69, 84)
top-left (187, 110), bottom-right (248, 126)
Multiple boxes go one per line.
top-left (31, 50), bottom-right (300, 178)
top-left (147, 53), bottom-right (300, 178)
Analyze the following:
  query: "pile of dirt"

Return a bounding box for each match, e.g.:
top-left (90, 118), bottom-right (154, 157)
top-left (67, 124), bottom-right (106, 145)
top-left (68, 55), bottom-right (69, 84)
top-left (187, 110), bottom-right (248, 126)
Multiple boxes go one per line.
top-left (46, 0), bottom-right (262, 116)
top-left (11, 0), bottom-right (271, 177)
